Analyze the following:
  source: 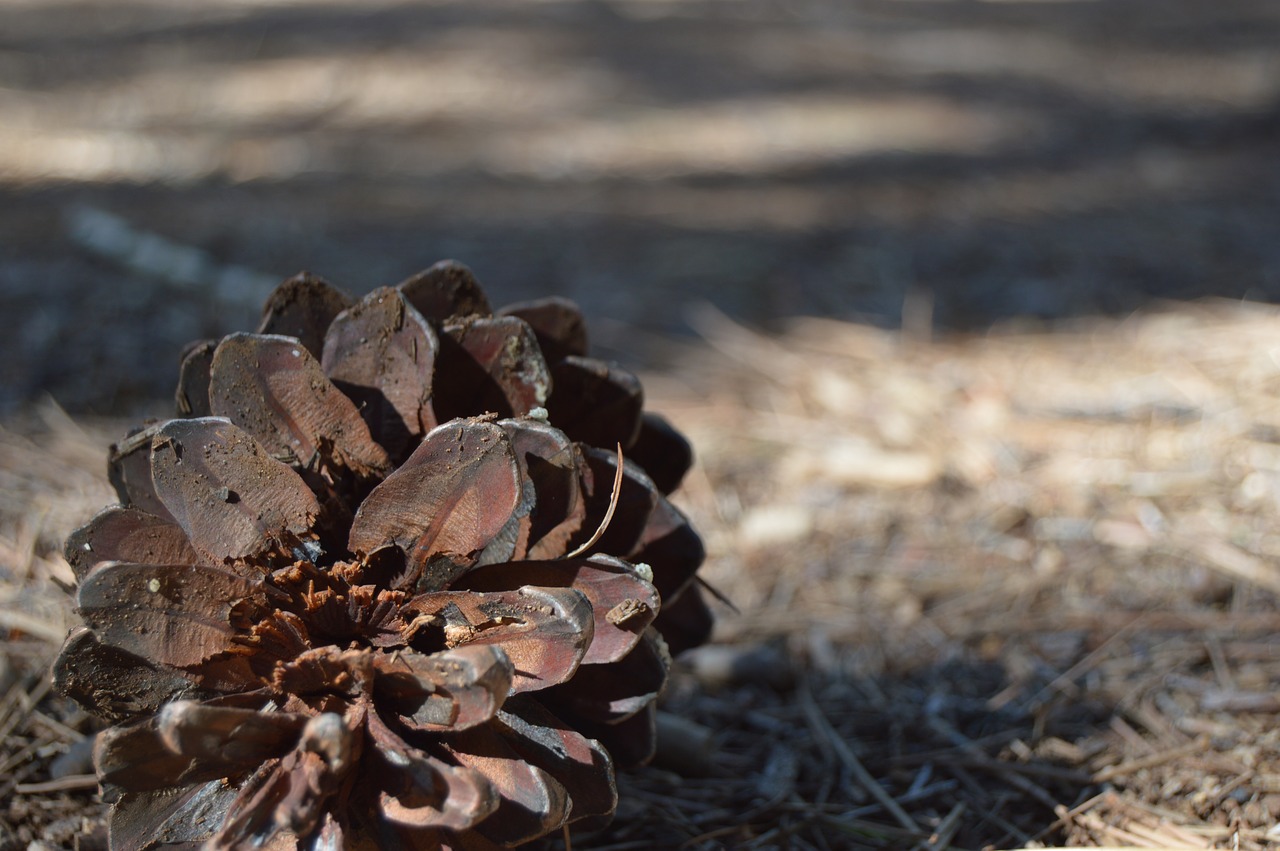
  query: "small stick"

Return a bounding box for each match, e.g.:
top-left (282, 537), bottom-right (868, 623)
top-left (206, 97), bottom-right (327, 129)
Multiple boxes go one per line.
top-left (29, 709), bottom-right (85, 742)
top-left (911, 801), bottom-right (964, 851)
top-left (0, 742), bottom-right (41, 777)
top-left (14, 773), bottom-right (99, 794)
top-left (695, 576), bottom-right (740, 614)
top-left (1023, 791), bottom-right (1111, 846)
top-left (798, 683), bottom-right (919, 833)
top-left (1027, 613), bottom-right (1146, 704)
top-left (0, 676), bottom-right (52, 742)
top-left (931, 753), bottom-right (1093, 785)
top-left (1183, 536), bottom-right (1280, 596)
top-left (975, 791), bottom-right (1034, 848)
top-left (1092, 738), bottom-right (1209, 783)
top-left (0, 609), bottom-right (66, 645)
top-left (925, 712), bottom-right (1060, 811)
top-left (1204, 637), bottom-right (1235, 691)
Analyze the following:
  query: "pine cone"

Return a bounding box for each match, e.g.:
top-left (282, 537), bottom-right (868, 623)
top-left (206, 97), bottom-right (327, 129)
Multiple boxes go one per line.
top-left (54, 262), bottom-right (711, 849)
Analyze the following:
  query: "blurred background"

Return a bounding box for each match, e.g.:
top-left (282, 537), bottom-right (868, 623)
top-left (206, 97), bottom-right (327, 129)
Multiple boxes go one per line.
top-left (3, 0), bottom-right (1280, 415)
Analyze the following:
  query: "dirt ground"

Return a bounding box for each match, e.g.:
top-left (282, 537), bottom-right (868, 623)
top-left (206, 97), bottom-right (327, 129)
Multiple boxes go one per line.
top-left (5, 0), bottom-right (1280, 848)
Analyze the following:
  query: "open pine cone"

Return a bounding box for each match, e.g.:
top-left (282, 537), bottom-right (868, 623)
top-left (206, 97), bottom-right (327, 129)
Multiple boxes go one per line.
top-left (54, 262), bottom-right (711, 849)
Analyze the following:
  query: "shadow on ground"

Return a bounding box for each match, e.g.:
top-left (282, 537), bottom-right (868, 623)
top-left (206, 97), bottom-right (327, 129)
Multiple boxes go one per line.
top-left (571, 655), bottom-right (1109, 849)
top-left (2, 0), bottom-right (1280, 414)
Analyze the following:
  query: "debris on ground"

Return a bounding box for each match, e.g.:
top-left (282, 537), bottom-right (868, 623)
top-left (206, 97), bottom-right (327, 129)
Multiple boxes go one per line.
top-left (7, 300), bottom-right (1280, 848)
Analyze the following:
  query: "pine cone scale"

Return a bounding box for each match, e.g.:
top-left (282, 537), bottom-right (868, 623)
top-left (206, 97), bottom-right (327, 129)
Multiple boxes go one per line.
top-left (256, 272), bottom-right (353, 358)
top-left (454, 557), bottom-right (659, 666)
top-left (321, 287), bottom-right (440, 460)
top-left (148, 418), bottom-right (322, 564)
top-left (76, 561), bottom-right (266, 669)
top-left (347, 419), bottom-right (523, 588)
top-left (441, 724), bottom-right (570, 847)
top-left (64, 506), bottom-right (202, 581)
top-left (208, 333), bottom-right (391, 481)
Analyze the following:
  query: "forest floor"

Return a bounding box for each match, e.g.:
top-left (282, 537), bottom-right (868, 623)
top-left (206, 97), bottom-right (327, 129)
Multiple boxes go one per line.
top-left (7, 300), bottom-right (1280, 848)
top-left (5, 0), bottom-right (1280, 847)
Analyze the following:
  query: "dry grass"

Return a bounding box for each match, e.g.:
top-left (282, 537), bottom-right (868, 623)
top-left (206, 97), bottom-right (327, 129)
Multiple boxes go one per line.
top-left (0, 406), bottom-right (113, 849)
top-left (6, 300), bottom-right (1280, 848)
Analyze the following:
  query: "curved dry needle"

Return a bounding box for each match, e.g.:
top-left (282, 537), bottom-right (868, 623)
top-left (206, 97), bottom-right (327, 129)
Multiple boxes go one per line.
top-left (564, 443), bottom-right (625, 559)
top-left (697, 576), bottom-right (740, 614)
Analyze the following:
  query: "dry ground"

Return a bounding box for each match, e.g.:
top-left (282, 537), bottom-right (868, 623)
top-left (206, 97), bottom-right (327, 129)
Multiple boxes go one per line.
top-left (7, 302), bottom-right (1280, 848)
top-left (5, 0), bottom-right (1280, 847)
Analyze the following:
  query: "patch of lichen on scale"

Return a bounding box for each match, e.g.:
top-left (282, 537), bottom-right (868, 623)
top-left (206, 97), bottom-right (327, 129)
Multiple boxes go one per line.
top-left (55, 261), bottom-right (710, 850)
